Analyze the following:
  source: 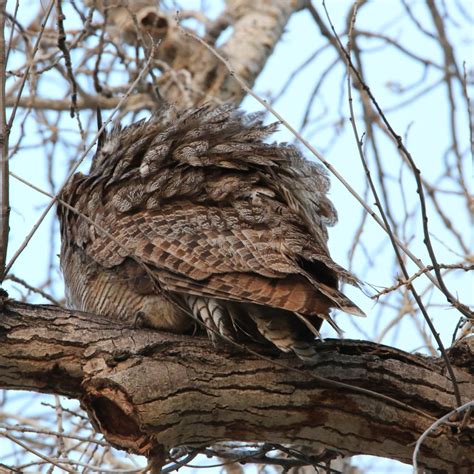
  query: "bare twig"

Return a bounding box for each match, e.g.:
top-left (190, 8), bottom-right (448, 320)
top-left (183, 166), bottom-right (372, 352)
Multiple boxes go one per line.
top-left (306, 1), bottom-right (472, 307)
top-left (0, 422), bottom-right (108, 446)
top-left (2, 431), bottom-right (77, 474)
top-left (6, 0), bottom-right (55, 131)
top-left (322, 0), bottom-right (472, 322)
top-left (412, 400), bottom-right (474, 473)
top-left (374, 263), bottom-right (474, 298)
top-left (55, 0), bottom-right (85, 142)
top-left (327, 0), bottom-right (463, 407)
top-left (0, 0), bottom-right (8, 282)
top-left (176, 21), bottom-right (461, 304)
top-left (5, 93), bottom-right (156, 111)
top-left (5, 274), bottom-right (60, 304)
top-left (4, 48), bottom-right (154, 277)
top-left (462, 61), bottom-right (474, 165)
top-left (55, 0), bottom-right (78, 117)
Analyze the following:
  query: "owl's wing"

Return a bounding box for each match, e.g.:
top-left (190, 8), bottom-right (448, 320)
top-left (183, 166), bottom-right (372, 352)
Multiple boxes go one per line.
top-left (59, 105), bottom-right (366, 360)
top-left (82, 200), bottom-right (363, 320)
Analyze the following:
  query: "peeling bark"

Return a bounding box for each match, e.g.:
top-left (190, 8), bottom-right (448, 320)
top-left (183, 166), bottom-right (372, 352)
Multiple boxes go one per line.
top-left (0, 299), bottom-right (472, 473)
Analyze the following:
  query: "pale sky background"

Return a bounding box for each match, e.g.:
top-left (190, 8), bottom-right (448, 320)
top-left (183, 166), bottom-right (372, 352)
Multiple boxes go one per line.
top-left (2, 0), bottom-right (473, 472)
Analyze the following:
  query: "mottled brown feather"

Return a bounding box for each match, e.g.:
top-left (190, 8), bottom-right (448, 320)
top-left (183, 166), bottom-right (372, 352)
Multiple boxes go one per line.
top-left (58, 104), bottom-right (364, 361)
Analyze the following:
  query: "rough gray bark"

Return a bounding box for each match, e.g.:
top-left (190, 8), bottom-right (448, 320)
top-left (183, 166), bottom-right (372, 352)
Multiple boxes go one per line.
top-left (0, 298), bottom-right (472, 473)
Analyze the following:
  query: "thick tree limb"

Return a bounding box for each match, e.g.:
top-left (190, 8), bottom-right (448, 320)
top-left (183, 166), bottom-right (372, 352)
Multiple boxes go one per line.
top-left (9, 1), bottom-right (304, 114)
top-left (0, 299), bottom-right (472, 473)
top-left (87, 0), bottom-right (305, 109)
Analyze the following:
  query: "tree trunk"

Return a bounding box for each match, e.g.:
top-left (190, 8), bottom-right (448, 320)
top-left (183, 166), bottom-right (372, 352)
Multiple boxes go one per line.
top-left (0, 298), bottom-right (472, 473)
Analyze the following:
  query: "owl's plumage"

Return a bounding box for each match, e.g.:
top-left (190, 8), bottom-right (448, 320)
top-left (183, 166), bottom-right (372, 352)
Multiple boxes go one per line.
top-left (58, 104), bottom-right (364, 361)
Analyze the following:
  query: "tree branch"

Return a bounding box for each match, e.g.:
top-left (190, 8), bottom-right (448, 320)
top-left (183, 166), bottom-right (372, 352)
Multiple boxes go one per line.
top-left (0, 0), bottom-right (9, 282)
top-left (88, 0), bottom-right (305, 109)
top-left (0, 299), bottom-right (472, 473)
top-left (4, 93), bottom-right (156, 111)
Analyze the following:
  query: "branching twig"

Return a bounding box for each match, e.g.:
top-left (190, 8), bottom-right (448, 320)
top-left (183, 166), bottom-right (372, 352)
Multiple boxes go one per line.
top-left (6, 0), bottom-right (55, 131)
top-left (374, 263), bottom-right (474, 299)
top-left (5, 93), bottom-right (156, 111)
top-left (4, 274), bottom-right (60, 304)
top-left (4, 47), bottom-right (154, 276)
top-left (327, 0), bottom-right (462, 407)
top-left (176, 19), bottom-right (463, 309)
top-left (321, 0), bottom-right (472, 322)
top-left (2, 431), bottom-right (77, 474)
top-left (55, 0), bottom-right (85, 143)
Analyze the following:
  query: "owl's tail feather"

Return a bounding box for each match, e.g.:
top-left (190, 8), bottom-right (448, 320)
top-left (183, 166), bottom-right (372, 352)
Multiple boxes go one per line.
top-left (163, 270), bottom-right (364, 323)
top-left (288, 341), bottom-right (320, 363)
top-left (294, 312), bottom-right (322, 338)
top-left (303, 277), bottom-right (366, 319)
top-left (185, 295), bottom-right (235, 344)
top-left (183, 295), bottom-right (325, 362)
top-left (245, 305), bottom-right (326, 362)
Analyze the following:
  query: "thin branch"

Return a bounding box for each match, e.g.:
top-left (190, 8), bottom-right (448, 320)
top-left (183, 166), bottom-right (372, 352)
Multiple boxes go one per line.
top-left (0, 0), bottom-right (8, 282)
top-left (0, 423), bottom-right (108, 447)
top-left (322, 0), bottom-right (472, 322)
top-left (412, 400), bottom-right (474, 473)
top-left (55, 0), bottom-right (85, 143)
top-left (6, 0), bottom-right (55, 131)
top-left (326, 0), bottom-right (462, 408)
top-left (462, 61), bottom-right (474, 163)
top-left (55, 0), bottom-right (79, 117)
top-left (2, 431), bottom-right (77, 474)
top-left (374, 263), bottom-right (474, 299)
top-left (306, 0), bottom-right (472, 304)
top-left (4, 48), bottom-right (154, 277)
top-left (4, 274), bottom-right (60, 304)
top-left (176, 21), bottom-right (460, 306)
top-left (4, 93), bottom-right (156, 111)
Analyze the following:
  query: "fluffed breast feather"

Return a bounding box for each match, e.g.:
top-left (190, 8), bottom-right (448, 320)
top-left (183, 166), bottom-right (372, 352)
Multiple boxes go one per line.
top-left (58, 104), bottom-right (365, 362)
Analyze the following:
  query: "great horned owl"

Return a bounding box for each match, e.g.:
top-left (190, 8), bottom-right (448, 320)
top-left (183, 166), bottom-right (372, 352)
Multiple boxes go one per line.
top-left (58, 105), bottom-right (364, 361)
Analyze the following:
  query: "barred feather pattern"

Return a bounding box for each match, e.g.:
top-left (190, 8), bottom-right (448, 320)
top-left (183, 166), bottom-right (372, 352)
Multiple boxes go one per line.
top-left (58, 104), bottom-right (364, 362)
